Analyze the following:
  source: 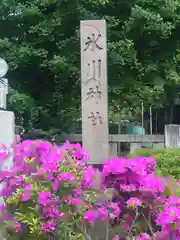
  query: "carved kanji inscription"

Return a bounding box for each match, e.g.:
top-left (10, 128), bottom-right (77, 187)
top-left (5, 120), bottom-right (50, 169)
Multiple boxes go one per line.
top-left (88, 112), bottom-right (103, 125)
top-left (85, 86), bottom-right (102, 103)
top-left (83, 32), bottom-right (103, 52)
top-left (85, 59), bottom-right (102, 86)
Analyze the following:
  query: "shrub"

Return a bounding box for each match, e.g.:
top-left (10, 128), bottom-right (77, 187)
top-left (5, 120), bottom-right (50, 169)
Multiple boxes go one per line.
top-left (156, 148), bottom-right (180, 179)
top-left (0, 140), bottom-right (180, 239)
top-left (130, 148), bottom-right (165, 157)
top-left (130, 148), bottom-right (180, 179)
top-left (0, 140), bottom-right (119, 240)
top-left (102, 156), bottom-right (180, 239)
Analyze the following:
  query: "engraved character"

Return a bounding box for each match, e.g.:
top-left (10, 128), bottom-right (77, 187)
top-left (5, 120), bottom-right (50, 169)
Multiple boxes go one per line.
top-left (85, 59), bottom-right (102, 86)
top-left (86, 86), bottom-right (102, 103)
top-left (88, 112), bottom-right (103, 125)
top-left (84, 33), bottom-right (103, 52)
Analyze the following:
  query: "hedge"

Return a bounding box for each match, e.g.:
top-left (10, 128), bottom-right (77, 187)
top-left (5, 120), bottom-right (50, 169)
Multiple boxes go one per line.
top-left (130, 148), bottom-right (180, 179)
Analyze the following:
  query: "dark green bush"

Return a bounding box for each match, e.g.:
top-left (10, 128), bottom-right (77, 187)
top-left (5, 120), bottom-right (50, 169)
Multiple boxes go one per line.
top-left (130, 148), bottom-right (180, 179)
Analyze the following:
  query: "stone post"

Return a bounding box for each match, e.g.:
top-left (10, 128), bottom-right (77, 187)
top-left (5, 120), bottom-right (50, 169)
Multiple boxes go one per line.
top-left (165, 124), bottom-right (180, 148)
top-left (80, 20), bottom-right (109, 163)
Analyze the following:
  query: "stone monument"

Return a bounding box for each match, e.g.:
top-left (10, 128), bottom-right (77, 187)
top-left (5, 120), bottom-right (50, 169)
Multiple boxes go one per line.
top-left (80, 20), bottom-right (109, 163)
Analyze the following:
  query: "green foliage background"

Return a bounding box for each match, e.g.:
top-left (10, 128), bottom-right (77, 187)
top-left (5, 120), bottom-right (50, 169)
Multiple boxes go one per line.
top-left (0, 0), bottom-right (180, 132)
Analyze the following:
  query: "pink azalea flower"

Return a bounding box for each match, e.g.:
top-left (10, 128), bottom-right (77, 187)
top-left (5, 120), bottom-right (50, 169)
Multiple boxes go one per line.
top-left (41, 220), bottom-right (56, 232)
top-left (84, 210), bottom-right (96, 224)
top-left (127, 197), bottom-right (142, 208)
top-left (113, 235), bottom-right (120, 240)
top-left (137, 233), bottom-right (151, 240)
top-left (38, 191), bottom-right (52, 206)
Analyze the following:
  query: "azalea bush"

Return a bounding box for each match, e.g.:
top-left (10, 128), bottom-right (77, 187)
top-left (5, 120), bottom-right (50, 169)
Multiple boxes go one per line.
top-left (0, 139), bottom-right (179, 239)
top-left (130, 148), bottom-right (180, 179)
top-left (0, 140), bottom-right (120, 240)
top-left (102, 156), bottom-right (180, 239)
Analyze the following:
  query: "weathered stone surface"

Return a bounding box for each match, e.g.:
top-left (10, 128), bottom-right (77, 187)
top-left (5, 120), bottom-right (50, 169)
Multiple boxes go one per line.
top-left (80, 20), bottom-right (109, 163)
top-left (165, 124), bottom-right (180, 148)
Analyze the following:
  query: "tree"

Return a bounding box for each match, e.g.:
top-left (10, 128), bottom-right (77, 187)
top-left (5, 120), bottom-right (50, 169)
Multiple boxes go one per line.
top-left (0, 0), bottom-right (180, 133)
top-left (102, 0), bottom-right (180, 123)
top-left (0, 0), bottom-right (81, 131)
